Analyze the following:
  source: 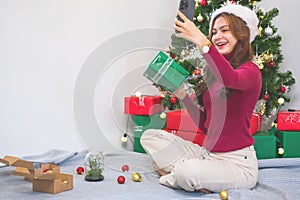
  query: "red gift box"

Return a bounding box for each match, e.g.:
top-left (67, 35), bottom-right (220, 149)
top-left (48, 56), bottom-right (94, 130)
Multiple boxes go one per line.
top-left (165, 129), bottom-right (206, 146)
top-left (277, 110), bottom-right (300, 131)
top-left (166, 110), bottom-right (203, 133)
top-left (124, 96), bottom-right (164, 115)
top-left (249, 112), bottom-right (262, 135)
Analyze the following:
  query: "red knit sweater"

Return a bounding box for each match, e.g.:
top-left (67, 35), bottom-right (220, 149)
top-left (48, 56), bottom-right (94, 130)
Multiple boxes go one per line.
top-left (182, 45), bottom-right (262, 152)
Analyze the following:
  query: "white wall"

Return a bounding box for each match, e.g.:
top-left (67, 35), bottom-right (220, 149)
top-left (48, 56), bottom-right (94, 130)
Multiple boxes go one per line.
top-left (0, 0), bottom-right (299, 157)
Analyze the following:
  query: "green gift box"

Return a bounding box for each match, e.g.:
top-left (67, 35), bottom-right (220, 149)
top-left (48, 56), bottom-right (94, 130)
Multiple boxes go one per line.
top-left (253, 131), bottom-right (277, 159)
top-left (143, 51), bottom-right (190, 92)
top-left (133, 114), bottom-right (166, 153)
top-left (277, 131), bottom-right (300, 158)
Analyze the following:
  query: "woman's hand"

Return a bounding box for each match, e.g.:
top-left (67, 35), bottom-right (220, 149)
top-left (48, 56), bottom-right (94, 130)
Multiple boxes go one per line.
top-left (174, 11), bottom-right (209, 48)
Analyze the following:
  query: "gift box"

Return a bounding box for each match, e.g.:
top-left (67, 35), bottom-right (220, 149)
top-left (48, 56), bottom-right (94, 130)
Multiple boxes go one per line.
top-left (124, 95), bottom-right (163, 115)
top-left (249, 112), bottom-right (262, 135)
top-left (133, 114), bottom-right (166, 153)
top-left (143, 51), bottom-right (190, 92)
top-left (277, 110), bottom-right (300, 131)
top-left (277, 131), bottom-right (300, 158)
top-left (253, 131), bottom-right (277, 159)
top-left (165, 129), bottom-right (206, 146)
top-left (32, 173), bottom-right (73, 194)
top-left (0, 155), bottom-right (73, 194)
top-left (166, 110), bottom-right (204, 133)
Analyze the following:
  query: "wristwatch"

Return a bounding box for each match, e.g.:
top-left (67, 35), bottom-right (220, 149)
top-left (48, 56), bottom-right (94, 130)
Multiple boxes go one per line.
top-left (201, 41), bottom-right (211, 54)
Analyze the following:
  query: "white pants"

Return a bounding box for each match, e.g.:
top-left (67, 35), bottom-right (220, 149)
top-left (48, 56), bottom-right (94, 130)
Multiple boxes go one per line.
top-left (140, 129), bottom-right (258, 192)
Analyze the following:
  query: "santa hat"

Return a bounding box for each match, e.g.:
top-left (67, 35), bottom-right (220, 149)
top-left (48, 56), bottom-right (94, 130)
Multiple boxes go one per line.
top-left (210, 4), bottom-right (259, 42)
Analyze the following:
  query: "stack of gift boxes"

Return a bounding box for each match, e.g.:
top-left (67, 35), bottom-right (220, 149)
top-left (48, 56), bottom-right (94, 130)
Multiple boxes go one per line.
top-left (276, 110), bottom-right (300, 158)
top-left (123, 95), bottom-right (206, 153)
top-left (124, 95), bottom-right (166, 153)
top-left (252, 110), bottom-right (300, 159)
top-left (124, 51), bottom-right (300, 159)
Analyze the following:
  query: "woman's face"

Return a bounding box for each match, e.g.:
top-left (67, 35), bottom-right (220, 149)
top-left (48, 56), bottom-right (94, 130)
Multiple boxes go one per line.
top-left (211, 16), bottom-right (238, 55)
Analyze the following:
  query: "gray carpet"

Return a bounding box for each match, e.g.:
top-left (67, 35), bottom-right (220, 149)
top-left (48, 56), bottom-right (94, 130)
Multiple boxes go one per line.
top-left (1, 149), bottom-right (300, 200)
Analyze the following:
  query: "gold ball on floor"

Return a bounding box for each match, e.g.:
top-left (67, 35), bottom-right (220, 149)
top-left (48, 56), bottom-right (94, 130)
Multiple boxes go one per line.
top-left (219, 190), bottom-right (228, 200)
top-left (131, 172), bottom-right (142, 182)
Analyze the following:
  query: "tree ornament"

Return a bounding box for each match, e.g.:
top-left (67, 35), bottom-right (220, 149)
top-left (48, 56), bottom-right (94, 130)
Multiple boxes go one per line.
top-left (268, 60), bottom-right (276, 68)
top-left (131, 172), bottom-right (142, 182)
top-left (117, 175), bottom-right (125, 184)
top-left (200, 0), bottom-right (207, 7)
top-left (258, 26), bottom-right (263, 36)
top-left (278, 97), bottom-right (285, 105)
top-left (170, 97), bottom-right (177, 104)
top-left (197, 14), bottom-right (204, 22)
top-left (76, 166), bottom-right (85, 175)
top-left (264, 26), bottom-right (273, 36)
top-left (121, 164), bottom-right (129, 172)
top-left (262, 92), bottom-right (270, 101)
top-left (263, 53), bottom-right (271, 62)
top-left (280, 85), bottom-right (286, 93)
top-left (219, 190), bottom-right (228, 200)
top-left (43, 169), bottom-right (53, 174)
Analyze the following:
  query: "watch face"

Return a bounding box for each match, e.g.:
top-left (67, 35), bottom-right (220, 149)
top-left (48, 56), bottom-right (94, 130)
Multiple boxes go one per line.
top-left (202, 45), bottom-right (209, 54)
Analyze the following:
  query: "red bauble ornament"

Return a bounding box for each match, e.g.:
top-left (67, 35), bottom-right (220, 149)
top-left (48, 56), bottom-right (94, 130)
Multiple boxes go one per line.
top-left (43, 169), bottom-right (53, 174)
top-left (280, 85), bottom-right (286, 93)
top-left (117, 175), bottom-right (125, 184)
top-left (200, 0), bottom-right (207, 6)
top-left (268, 60), bottom-right (276, 68)
top-left (121, 164), bottom-right (129, 172)
top-left (76, 166), bottom-right (85, 175)
top-left (170, 97), bottom-right (177, 104)
top-left (193, 69), bottom-right (201, 75)
top-left (170, 53), bottom-right (175, 59)
top-left (262, 92), bottom-right (270, 101)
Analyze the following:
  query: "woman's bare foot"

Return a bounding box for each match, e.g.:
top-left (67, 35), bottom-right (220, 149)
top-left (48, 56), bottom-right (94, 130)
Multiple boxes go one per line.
top-left (152, 162), bottom-right (169, 176)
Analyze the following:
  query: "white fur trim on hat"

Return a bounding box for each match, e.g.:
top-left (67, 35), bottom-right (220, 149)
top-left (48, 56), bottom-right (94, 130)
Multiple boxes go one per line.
top-left (210, 4), bottom-right (259, 42)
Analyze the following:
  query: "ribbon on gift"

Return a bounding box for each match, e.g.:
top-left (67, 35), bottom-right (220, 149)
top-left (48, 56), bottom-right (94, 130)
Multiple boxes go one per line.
top-left (152, 56), bottom-right (173, 83)
top-left (250, 112), bottom-right (262, 135)
top-left (138, 96), bottom-right (145, 107)
top-left (284, 113), bottom-right (300, 123)
top-left (134, 125), bottom-right (143, 132)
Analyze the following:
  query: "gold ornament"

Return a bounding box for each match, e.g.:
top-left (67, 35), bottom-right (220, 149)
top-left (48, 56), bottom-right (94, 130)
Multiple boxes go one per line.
top-left (253, 1), bottom-right (257, 5)
top-left (258, 26), bottom-right (263, 37)
top-left (131, 172), bottom-right (142, 182)
top-left (197, 14), bottom-right (204, 22)
top-left (219, 190), bottom-right (228, 200)
top-left (263, 53), bottom-right (271, 62)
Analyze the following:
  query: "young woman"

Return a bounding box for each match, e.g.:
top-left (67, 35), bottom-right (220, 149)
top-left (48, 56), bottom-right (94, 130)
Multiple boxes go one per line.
top-left (140, 4), bottom-right (262, 193)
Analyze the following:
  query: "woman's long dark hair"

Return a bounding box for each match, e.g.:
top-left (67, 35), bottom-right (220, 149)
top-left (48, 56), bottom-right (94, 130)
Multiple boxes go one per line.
top-left (196, 13), bottom-right (255, 105)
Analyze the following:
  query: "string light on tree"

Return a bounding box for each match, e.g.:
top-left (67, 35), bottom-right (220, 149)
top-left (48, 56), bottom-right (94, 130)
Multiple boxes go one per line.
top-left (278, 97), bottom-right (285, 105)
top-left (278, 147), bottom-right (284, 155)
top-left (121, 133), bottom-right (128, 143)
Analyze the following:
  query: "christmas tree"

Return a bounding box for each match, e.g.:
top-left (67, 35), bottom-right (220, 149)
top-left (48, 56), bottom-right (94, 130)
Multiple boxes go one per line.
top-left (158, 0), bottom-right (295, 130)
